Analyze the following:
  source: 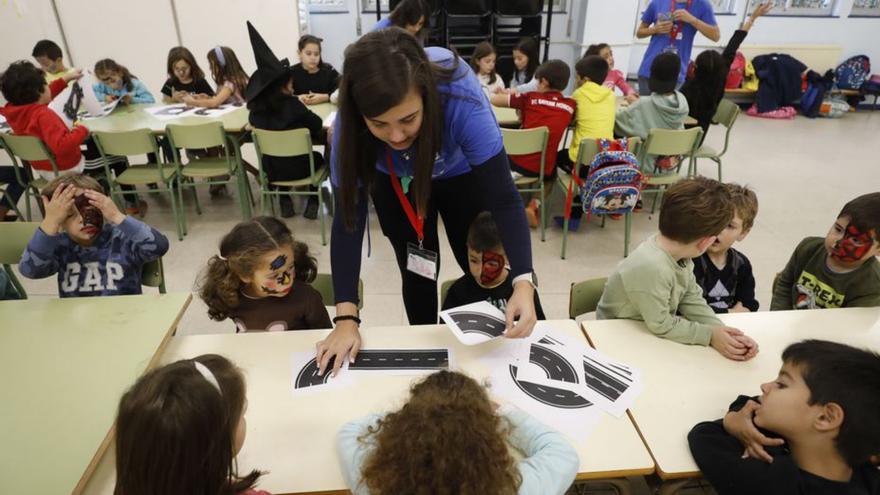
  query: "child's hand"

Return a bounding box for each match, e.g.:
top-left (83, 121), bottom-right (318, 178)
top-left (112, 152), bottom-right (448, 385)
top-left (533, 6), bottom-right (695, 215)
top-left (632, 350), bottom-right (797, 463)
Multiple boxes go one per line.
top-left (104, 95), bottom-right (118, 103)
top-left (672, 9), bottom-right (697, 25)
top-left (753, 1), bottom-right (773, 18)
top-left (171, 90), bottom-right (187, 103)
top-left (121, 94), bottom-right (133, 105)
top-left (63, 68), bottom-right (83, 83)
top-left (735, 333), bottom-right (759, 360)
top-left (722, 400), bottom-right (784, 463)
top-left (625, 93), bottom-right (640, 104)
top-left (730, 302), bottom-right (750, 313)
top-left (82, 189), bottom-right (125, 225)
top-left (41, 183), bottom-right (76, 235)
top-left (710, 326), bottom-right (749, 361)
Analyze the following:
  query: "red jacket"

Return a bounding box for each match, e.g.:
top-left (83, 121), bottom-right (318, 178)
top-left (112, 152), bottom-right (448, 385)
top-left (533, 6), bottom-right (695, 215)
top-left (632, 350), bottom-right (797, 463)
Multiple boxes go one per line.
top-left (0, 78), bottom-right (89, 172)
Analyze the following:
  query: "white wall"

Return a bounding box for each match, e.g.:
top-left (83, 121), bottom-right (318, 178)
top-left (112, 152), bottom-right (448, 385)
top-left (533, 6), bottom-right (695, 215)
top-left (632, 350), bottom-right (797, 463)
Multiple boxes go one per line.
top-left (1, 0), bottom-right (300, 101)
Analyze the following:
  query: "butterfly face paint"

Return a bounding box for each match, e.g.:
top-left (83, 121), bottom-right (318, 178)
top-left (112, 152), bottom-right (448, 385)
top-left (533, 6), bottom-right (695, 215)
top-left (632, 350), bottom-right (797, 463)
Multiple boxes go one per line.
top-left (830, 224), bottom-right (874, 262)
top-left (74, 194), bottom-right (103, 237)
top-left (480, 251), bottom-right (506, 286)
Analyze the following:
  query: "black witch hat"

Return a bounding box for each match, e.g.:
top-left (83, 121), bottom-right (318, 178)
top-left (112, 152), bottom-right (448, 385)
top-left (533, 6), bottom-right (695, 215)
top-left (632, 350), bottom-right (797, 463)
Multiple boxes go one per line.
top-left (245, 21), bottom-right (292, 102)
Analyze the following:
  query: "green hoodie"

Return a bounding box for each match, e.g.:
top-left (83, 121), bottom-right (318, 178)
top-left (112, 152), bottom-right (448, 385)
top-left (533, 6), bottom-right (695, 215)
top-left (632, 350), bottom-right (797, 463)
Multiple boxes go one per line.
top-left (614, 91), bottom-right (690, 140)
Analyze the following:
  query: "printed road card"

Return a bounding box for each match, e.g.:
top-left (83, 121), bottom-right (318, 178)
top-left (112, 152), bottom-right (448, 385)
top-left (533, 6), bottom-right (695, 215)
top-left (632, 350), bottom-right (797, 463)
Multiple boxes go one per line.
top-left (146, 104), bottom-right (191, 120)
top-left (348, 348), bottom-right (453, 376)
top-left (290, 350), bottom-right (353, 396)
top-left (440, 301), bottom-right (508, 345)
top-left (49, 72), bottom-right (104, 128)
top-left (81, 99), bottom-right (120, 120)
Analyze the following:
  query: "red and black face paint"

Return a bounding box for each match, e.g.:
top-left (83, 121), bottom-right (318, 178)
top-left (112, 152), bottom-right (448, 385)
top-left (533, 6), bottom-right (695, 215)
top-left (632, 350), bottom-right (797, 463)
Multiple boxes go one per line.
top-left (480, 251), bottom-right (505, 285)
top-left (74, 194), bottom-right (103, 237)
top-left (830, 224), bottom-right (874, 262)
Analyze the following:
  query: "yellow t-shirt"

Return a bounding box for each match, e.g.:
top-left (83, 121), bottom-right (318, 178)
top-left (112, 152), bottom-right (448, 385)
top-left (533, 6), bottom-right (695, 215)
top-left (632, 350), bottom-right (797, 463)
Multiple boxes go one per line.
top-left (44, 70), bottom-right (69, 83)
top-left (569, 81), bottom-right (616, 163)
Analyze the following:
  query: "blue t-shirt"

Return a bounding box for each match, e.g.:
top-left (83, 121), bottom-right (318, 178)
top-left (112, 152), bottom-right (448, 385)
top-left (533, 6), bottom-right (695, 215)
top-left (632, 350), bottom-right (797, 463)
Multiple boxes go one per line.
top-left (330, 46), bottom-right (503, 185)
top-left (373, 17), bottom-right (392, 30)
top-left (638, 0), bottom-right (717, 83)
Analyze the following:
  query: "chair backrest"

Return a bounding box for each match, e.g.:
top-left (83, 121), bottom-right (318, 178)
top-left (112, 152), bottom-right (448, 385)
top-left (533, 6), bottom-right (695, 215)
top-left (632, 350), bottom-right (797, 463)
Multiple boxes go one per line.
top-left (312, 273), bottom-right (364, 310)
top-left (0, 222), bottom-right (39, 265)
top-left (253, 128), bottom-right (313, 158)
top-left (166, 122), bottom-right (226, 151)
top-left (439, 278), bottom-right (456, 308)
top-left (713, 99), bottom-right (740, 129)
top-left (141, 258), bottom-right (166, 294)
top-left (640, 127), bottom-right (703, 162)
top-left (93, 129), bottom-right (160, 157)
top-left (501, 126), bottom-right (548, 157)
top-left (568, 277), bottom-right (607, 319)
top-left (0, 134), bottom-right (55, 163)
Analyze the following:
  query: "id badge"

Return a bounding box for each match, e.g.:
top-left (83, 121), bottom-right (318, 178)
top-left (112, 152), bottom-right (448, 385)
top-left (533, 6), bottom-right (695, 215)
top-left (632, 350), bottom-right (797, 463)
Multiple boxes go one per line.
top-left (406, 242), bottom-right (438, 281)
top-left (675, 31), bottom-right (683, 41)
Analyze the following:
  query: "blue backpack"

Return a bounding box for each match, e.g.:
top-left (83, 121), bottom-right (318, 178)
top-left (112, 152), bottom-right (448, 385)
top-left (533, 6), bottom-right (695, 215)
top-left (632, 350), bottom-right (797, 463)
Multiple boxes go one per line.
top-left (835, 55), bottom-right (871, 90)
top-left (579, 139), bottom-right (644, 218)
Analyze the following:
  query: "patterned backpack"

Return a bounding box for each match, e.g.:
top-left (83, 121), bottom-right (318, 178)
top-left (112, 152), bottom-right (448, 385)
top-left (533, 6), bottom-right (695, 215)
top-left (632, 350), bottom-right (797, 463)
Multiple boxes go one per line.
top-left (835, 55), bottom-right (871, 90)
top-left (578, 138), bottom-right (644, 218)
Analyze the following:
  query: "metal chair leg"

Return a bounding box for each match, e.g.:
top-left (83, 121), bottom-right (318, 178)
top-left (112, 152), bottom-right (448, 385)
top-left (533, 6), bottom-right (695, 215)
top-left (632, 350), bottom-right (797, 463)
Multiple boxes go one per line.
top-left (624, 211), bottom-right (632, 257)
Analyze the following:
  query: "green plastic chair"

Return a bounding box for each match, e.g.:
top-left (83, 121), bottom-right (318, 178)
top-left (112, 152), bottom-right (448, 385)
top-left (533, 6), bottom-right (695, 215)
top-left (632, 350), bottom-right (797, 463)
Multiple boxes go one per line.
top-left (691, 99), bottom-right (740, 180)
top-left (141, 258), bottom-right (167, 294)
top-left (252, 128), bottom-right (330, 245)
top-left (569, 277), bottom-right (607, 319)
top-left (0, 134), bottom-right (61, 221)
top-left (501, 127), bottom-right (549, 241)
top-left (93, 129), bottom-right (185, 240)
top-left (439, 278), bottom-right (456, 309)
top-left (166, 122), bottom-right (252, 226)
top-left (0, 221), bottom-right (39, 298)
top-left (312, 273), bottom-right (364, 310)
top-left (638, 127), bottom-right (704, 221)
top-left (556, 137), bottom-right (642, 259)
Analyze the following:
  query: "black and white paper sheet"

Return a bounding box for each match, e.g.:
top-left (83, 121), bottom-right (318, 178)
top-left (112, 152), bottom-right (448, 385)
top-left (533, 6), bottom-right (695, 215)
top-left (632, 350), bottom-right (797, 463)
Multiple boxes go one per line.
top-left (440, 301), bottom-right (508, 346)
top-left (145, 102), bottom-right (242, 121)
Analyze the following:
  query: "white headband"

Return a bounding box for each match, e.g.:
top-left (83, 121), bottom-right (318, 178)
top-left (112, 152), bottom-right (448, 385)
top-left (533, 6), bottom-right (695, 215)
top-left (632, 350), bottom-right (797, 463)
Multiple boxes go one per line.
top-left (193, 361), bottom-right (222, 394)
top-left (214, 46), bottom-right (226, 67)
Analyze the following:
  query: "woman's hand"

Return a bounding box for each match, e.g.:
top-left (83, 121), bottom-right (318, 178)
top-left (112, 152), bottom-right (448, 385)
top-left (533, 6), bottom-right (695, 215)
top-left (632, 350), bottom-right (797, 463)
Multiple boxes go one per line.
top-left (315, 303), bottom-right (362, 376)
top-left (504, 280), bottom-right (537, 338)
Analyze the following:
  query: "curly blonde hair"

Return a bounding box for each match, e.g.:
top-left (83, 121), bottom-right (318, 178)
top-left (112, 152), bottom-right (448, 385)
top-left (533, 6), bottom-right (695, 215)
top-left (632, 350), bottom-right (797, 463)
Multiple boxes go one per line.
top-left (359, 371), bottom-right (521, 495)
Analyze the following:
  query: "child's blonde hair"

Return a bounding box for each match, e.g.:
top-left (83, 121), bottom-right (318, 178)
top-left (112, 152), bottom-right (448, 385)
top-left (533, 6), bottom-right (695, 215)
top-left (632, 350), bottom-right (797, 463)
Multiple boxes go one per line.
top-left (197, 216), bottom-right (317, 321)
top-left (41, 173), bottom-right (103, 198)
top-left (726, 183), bottom-right (758, 232)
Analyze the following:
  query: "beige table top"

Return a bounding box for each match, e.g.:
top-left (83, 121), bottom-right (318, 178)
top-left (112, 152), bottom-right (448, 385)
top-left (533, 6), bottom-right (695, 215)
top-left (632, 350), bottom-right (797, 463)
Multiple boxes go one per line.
top-left (582, 308), bottom-right (880, 479)
top-left (83, 103), bottom-right (249, 134)
top-left (83, 320), bottom-right (654, 495)
top-left (0, 292), bottom-right (192, 495)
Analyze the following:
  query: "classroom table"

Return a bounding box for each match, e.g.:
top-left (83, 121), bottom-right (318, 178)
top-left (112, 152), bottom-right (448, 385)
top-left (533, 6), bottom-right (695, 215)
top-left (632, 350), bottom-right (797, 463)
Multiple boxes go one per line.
top-left (85, 104), bottom-right (253, 218)
top-left (582, 308), bottom-right (880, 491)
top-left (81, 319), bottom-right (654, 495)
top-left (0, 292), bottom-right (192, 495)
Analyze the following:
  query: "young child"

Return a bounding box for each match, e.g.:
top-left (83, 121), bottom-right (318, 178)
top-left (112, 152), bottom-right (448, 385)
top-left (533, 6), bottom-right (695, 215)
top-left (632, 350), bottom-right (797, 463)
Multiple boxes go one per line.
top-left (161, 46), bottom-right (215, 104)
top-left (337, 370), bottom-right (578, 495)
top-left (693, 183), bottom-right (760, 314)
top-left (292, 35), bottom-right (340, 106)
top-left (560, 55), bottom-right (615, 173)
top-left (771, 192), bottom-right (880, 311)
top-left (596, 177), bottom-right (759, 361)
top-left (114, 353), bottom-right (271, 495)
top-left (614, 51), bottom-right (689, 144)
top-left (198, 216), bottom-right (331, 333)
top-left (92, 59), bottom-right (155, 105)
top-left (510, 36), bottom-right (539, 92)
top-left (583, 43), bottom-right (639, 104)
top-left (0, 61), bottom-right (88, 182)
top-left (18, 174), bottom-right (169, 298)
top-left (490, 60), bottom-right (574, 227)
top-left (31, 39), bottom-right (69, 82)
top-left (441, 212), bottom-right (546, 318)
top-left (689, 339), bottom-right (880, 493)
top-left (246, 21), bottom-right (325, 219)
top-left (184, 46), bottom-right (249, 108)
top-left (471, 41), bottom-right (505, 96)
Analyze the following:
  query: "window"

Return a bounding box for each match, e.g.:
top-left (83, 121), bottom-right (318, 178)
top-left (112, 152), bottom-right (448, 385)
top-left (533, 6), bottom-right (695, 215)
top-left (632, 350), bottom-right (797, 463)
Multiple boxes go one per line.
top-left (640, 0), bottom-right (739, 14)
top-left (851, 0), bottom-right (880, 16)
top-left (748, 0), bottom-right (837, 16)
top-left (364, 0), bottom-right (567, 13)
top-left (308, 0), bottom-right (348, 13)
top-left (362, 0), bottom-right (389, 12)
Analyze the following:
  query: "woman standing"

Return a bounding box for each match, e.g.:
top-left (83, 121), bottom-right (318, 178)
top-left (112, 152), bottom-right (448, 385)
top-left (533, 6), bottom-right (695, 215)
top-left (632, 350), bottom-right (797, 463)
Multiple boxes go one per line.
top-left (316, 28), bottom-right (537, 375)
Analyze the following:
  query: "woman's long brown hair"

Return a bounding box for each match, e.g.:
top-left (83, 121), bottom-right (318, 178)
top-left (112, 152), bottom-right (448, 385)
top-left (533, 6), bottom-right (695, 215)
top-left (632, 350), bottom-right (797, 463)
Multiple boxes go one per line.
top-left (359, 370), bottom-right (521, 494)
top-left (114, 354), bottom-right (262, 495)
top-left (335, 27), bottom-right (456, 230)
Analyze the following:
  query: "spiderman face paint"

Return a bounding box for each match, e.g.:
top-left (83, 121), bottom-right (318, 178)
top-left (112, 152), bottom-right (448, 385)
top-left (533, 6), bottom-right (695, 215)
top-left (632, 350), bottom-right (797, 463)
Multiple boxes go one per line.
top-left (830, 223), bottom-right (874, 262)
top-left (480, 251), bottom-right (506, 286)
top-left (74, 194), bottom-right (103, 237)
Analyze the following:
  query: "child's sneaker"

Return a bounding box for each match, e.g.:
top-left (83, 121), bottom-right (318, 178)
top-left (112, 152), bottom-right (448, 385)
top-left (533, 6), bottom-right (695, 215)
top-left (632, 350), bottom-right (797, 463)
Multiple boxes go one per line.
top-left (125, 200), bottom-right (149, 218)
top-left (553, 215), bottom-right (580, 232)
top-left (608, 213), bottom-right (623, 220)
top-left (524, 199), bottom-right (540, 229)
top-left (634, 199), bottom-right (643, 212)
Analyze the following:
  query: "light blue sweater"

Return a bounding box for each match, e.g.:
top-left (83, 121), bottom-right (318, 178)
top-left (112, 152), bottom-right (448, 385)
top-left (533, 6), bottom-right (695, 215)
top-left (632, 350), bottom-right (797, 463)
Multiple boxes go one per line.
top-left (336, 407), bottom-right (579, 495)
top-left (92, 78), bottom-right (155, 104)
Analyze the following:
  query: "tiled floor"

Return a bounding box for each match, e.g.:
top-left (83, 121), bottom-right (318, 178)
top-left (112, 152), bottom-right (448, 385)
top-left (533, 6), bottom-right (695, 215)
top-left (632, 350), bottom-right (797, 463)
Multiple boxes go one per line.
top-left (10, 109), bottom-right (879, 495)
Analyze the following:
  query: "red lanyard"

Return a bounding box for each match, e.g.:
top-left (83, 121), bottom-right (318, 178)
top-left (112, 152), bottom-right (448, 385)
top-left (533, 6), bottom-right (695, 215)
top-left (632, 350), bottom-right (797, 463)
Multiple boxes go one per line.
top-left (668, 0), bottom-right (693, 44)
top-left (386, 148), bottom-right (425, 245)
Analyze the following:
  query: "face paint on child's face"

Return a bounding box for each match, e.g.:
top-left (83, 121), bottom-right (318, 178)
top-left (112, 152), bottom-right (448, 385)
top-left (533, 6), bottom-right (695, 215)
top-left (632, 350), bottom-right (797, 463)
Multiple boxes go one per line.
top-left (74, 193), bottom-right (103, 237)
top-left (480, 251), bottom-right (506, 286)
top-left (248, 247), bottom-right (295, 298)
top-left (830, 223), bottom-right (874, 262)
